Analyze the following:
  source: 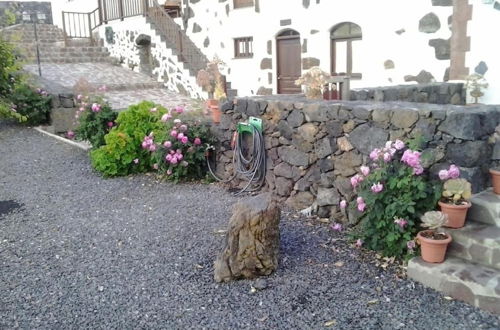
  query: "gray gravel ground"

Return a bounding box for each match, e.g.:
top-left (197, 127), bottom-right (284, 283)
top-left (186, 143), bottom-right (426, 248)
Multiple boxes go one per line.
top-left (1, 120), bottom-right (500, 329)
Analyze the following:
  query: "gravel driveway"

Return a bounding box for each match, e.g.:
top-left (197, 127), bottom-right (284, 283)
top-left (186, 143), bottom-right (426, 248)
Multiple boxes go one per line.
top-left (1, 121), bottom-right (499, 329)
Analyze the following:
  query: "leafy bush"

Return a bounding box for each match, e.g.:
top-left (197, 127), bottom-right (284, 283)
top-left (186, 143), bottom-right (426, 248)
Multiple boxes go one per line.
top-left (348, 140), bottom-right (441, 258)
top-left (0, 36), bottom-right (26, 122)
top-left (75, 95), bottom-right (117, 148)
top-left (90, 101), bottom-right (167, 177)
top-left (150, 108), bottom-right (215, 182)
top-left (9, 84), bottom-right (52, 125)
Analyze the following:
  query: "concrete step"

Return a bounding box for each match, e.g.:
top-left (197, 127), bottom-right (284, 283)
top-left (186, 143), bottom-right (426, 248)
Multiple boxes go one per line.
top-left (25, 57), bottom-right (113, 64)
top-left (468, 189), bottom-right (500, 227)
top-left (445, 221), bottom-right (500, 270)
top-left (408, 256), bottom-right (500, 315)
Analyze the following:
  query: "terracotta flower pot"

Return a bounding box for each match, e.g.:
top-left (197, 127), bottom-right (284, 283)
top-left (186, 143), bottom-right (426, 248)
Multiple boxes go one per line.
top-left (438, 201), bottom-right (471, 228)
top-left (490, 169), bottom-right (500, 195)
top-left (210, 105), bottom-right (221, 124)
top-left (206, 99), bottom-right (218, 108)
top-left (417, 230), bottom-right (452, 263)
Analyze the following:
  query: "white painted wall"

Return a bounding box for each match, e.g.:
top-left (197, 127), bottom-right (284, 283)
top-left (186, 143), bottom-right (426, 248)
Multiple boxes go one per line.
top-left (184, 0), bottom-right (452, 97)
top-left (50, 0), bottom-right (99, 29)
top-left (466, 1), bottom-right (500, 104)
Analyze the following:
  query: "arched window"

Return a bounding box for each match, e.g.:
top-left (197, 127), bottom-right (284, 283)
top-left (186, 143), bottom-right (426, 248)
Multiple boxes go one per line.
top-left (331, 22), bottom-right (362, 79)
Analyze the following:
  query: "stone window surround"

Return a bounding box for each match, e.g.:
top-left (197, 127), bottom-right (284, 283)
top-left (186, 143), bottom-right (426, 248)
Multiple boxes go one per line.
top-left (233, 0), bottom-right (254, 9)
top-left (234, 36), bottom-right (254, 59)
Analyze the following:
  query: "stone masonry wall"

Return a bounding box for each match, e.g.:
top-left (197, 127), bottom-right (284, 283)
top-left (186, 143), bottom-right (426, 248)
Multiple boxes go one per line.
top-left (212, 95), bottom-right (500, 223)
top-left (350, 83), bottom-right (465, 105)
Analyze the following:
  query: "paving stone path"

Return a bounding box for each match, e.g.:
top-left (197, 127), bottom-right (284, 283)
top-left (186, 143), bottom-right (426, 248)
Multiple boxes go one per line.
top-left (1, 121), bottom-right (500, 329)
top-left (24, 63), bottom-right (197, 111)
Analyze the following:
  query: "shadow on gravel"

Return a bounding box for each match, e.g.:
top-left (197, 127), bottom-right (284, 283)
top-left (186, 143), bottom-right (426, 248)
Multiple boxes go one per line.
top-left (0, 200), bottom-right (23, 219)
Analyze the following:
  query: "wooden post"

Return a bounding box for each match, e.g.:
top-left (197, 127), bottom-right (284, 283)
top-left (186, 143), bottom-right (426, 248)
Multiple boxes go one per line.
top-left (118, 0), bottom-right (124, 20)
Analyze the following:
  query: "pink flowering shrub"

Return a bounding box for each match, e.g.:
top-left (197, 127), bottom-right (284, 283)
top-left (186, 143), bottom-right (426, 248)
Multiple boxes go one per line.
top-left (150, 108), bottom-right (214, 182)
top-left (351, 139), bottom-right (441, 258)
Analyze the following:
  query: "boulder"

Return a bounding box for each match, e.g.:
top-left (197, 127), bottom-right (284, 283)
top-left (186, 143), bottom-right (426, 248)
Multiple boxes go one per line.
top-left (348, 124), bottom-right (389, 155)
top-left (214, 193), bottom-right (281, 282)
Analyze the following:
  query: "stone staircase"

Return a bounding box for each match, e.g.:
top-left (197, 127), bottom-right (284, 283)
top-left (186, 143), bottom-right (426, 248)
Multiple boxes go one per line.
top-left (408, 189), bottom-right (500, 315)
top-left (0, 24), bottom-right (111, 64)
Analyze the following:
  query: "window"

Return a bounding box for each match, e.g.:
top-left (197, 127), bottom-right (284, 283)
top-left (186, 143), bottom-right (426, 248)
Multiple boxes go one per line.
top-left (234, 37), bottom-right (253, 58)
top-left (330, 22), bottom-right (362, 79)
top-left (233, 0), bottom-right (254, 9)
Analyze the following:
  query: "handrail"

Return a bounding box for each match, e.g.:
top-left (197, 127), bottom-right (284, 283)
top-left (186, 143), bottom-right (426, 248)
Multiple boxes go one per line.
top-left (62, 8), bottom-right (102, 46)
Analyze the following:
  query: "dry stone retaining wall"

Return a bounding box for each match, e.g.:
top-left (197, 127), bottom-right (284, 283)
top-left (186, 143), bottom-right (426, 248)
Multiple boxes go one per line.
top-left (212, 95), bottom-right (500, 222)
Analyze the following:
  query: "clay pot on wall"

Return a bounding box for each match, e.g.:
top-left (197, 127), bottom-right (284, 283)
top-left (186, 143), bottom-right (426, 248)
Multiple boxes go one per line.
top-left (490, 169), bottom-right (500, 194)
top-left (417, 230), bottom-right (452, 263)
top-left (210, 104), bottom-right (221, 124)
top-left (438, 201), bottom-right (471, 229)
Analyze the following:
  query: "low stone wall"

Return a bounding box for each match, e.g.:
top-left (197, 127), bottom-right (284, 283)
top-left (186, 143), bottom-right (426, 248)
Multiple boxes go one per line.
top-left (350, 83), bottom-right (465, 105)
top-left (212, 95), bottom-right (500, 222)
top-left (0, 1), bottom-right (53, 25)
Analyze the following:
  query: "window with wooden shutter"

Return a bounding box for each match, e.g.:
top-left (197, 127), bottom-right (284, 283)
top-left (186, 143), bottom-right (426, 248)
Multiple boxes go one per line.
top-left (233, 0), bottom-right (254, 9)
top-left (234, 37), bottom-right (253, 58)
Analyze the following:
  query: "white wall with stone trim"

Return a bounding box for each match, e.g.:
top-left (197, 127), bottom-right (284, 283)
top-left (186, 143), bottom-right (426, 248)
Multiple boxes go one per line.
top-left (183, 0), bottom-right (452, 97)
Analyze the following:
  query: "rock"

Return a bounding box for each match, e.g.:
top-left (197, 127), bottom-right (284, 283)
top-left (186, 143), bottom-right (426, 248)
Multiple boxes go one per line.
top-left (343, 120), bottom-right (356, 133)
top-left (277, 121), bottom-right (294, 140)
top-left (391, 109), bottom-right (419, 128)
top-left (303, 104), bottom-right (329, 122)
top-left (333, 152), bottom-right (362, 176)
top-left (316, 188), bottom-right (340, 206)
top-left (253, 278), bottom-right (268, 290)
top-left (275, 177), bottom-right (293, 196)
top-left (428, 38), bottom-right (450, 60)
top-left (458, 167), bottom-right (486, 193)
top-left (337, 137), bottom-right (353, 151)
top-left (492, 142), bottom-right (500, 160)
top-left (404, 70), bottom-right (435, 84)
top-left (372, 108), bottom-right (392, 123)
top-left (349, 124), bottom-right (389, 155)
top-left (285, 191), bottom-right (314, 210)
top-left (413, 118), bottom-right (437, 142)
top-left (439, 112), bottom-right (482, 140)
top-left (287, 109), bottom-right (305, 128)
top-left (326, 120), bottom-right (343, 137)
top-left (291, 135), bottom-right (313, 153)
top-left (419, 13), bottom-right (441, 33)
top-left (273, 162), bottom-right (293, 178)
top-left (421, 148), bottom-right (445, 168)
top-left (318, 157), bottom-right (334, 172)
top-left (446, 141), bottom-right (490, 167)
top-left (214, 193), bottom-right (280, 282)
top-left (315, 137), bottom-right (333, 158)
top-left (475, 61), bottom-right (488, 75)
top-left (277, 146), bottom-right (309, 166)
top-left (334, 176), bottom-right (353, 196)
top-left (298, 123), bottom-right (318, 142)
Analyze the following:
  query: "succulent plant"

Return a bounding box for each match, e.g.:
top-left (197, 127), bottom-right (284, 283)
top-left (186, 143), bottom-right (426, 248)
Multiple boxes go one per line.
top-left (421, 211), bottom-right (448, 231)
top-left (442, 178), bottom-right (472, 204)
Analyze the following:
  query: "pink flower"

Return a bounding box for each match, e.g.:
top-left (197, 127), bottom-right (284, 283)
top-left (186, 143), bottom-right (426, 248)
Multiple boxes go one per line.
top-left (177, 132), bottom-right (185, 140)
top-left (181, 136), bottom-right (188, 144)
top-left (170, 130), bottom-right (178, 138)
top-left (385, 141), bottom-right (393, 149)
top-left (350, 174), bottom-right (364, 188)
top-left (153, 163), bottom-right (159, 170)
top-left (176, 153), bottom-right (183, 161)
top-left (141, 141), bottom-right (148, 149)
top-left (133, 158), bottom-right (139, 164)
top-left (179, 124), bottom-right (187, 132)
top-left (161, 114), bottom-right (171, 122)
top-left (383, 152), bottom-right (392, 162)
top-left (149, 144), bottom-right (156, 152)
top-left (413, 165), bottom-right (424, 176)
top-left (388, 148), bottom-right (397, 156)
top-left (448, 165), bottom-right (460, 179)
top-left (194, 137), bottom-right (201, 145)
top-left (79, 107), bottom-right (85, 111)
top-left (439, 170), bottom-right (449, 181)
top-left (331, 223), bottom-right (342, 232)
top-left (98, 85), bottom-right (107, 92)
top-left (107, 121), bottom-right (114, 127)
top-left (167, 169), bottom-right (172, 175)
top-left (150, 107), bottom-right (157, 112)
top-left (91, 103), bottom-right (101, 112)
top-left (401, 149), bottom-right (421, 168)
top-left (181, 160), bottom-right (189, 167)
top-left (175, 105), bottom-right (184, 114)
top-left (394, 139), bottom-right (405, 150)
top-left (355, 239), bottom-right (363, 247)
top-left (394, 218), bottom-right (408, 229)
top-left (77, 94), bottom-right (83, 100)
top-left (369, 148), bottom-right (381, 161)
top-left (163, 141), bottom-right (172, 148)
top-left (357, 203), bottom-right (366, 212)
top-left (340, 200), bottom-right (347, 209)
top-left (165, 154), bottom-right (172, 161)
top-left (170, 157), bottom-right (178, 165)
top-left (407, 240), bottom-right (416, 251)
top-left (360, 166), bottom-right (370, 176)
top-left (371, 182), bottom-right (383, 193)
top-left (66, 130), bottom-right (75, 139)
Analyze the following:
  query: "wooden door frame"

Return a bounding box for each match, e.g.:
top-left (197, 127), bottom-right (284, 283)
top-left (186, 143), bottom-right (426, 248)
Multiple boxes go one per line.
top-left (276, 32), bottom-right (301, 94)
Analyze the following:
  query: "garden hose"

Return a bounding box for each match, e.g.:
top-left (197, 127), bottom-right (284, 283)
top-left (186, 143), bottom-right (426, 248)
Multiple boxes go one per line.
top-left (206, 124), bottom-right (266, 195)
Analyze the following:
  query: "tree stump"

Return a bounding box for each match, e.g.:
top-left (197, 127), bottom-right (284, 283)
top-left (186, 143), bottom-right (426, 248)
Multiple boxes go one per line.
top-left (214, 193), bottom-right (281, 283)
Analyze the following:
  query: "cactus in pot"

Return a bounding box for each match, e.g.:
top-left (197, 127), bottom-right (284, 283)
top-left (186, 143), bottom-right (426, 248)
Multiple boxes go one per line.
top-left (438, 166), bottom-right (472, 228)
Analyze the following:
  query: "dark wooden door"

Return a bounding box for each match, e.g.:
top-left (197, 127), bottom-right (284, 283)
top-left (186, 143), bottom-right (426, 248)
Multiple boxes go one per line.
top-left (277, 36), bottom-right (301, 94)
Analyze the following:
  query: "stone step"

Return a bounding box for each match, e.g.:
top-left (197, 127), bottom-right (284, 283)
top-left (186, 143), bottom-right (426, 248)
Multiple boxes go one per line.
top-left (445, 221), bottom-right (500, 270)
top-left (25, 57), bottom-right (113, 64)
top-left (408, 256), bottom-right (500, 315)
top-left (468, 189), bottom-right (500, 227)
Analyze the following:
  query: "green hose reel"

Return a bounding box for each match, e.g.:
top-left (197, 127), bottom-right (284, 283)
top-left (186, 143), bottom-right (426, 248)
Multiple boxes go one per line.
top-left (237, 116), bottom-right (263, 134)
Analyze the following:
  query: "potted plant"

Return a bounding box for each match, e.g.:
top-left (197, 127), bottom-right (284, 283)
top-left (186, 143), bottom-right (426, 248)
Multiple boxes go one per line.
top-left (295, 66), bottom-right (331, 99)
top-left (210, 80), bottom-right (226, 124)
top-left (417, 211), bottom-right (452, 263)
top-left (490, 168), bottom-right (500, 194)
top-left (465, 73), bottom-right (488, 104)
top-left (438, 165), bottom-right (472, 228)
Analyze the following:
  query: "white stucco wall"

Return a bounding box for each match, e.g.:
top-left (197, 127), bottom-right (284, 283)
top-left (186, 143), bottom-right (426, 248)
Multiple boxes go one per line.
top-left (466, 1), bottom-right (500, 104)
top-left (50, 0), bottom-right (99, 29)
top-left (184, 0), bottom-right (452, 97)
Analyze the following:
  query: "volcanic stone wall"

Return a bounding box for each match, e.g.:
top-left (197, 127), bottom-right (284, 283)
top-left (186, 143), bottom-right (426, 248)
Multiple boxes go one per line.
top-left (212, 95), bottom-right (500, 222)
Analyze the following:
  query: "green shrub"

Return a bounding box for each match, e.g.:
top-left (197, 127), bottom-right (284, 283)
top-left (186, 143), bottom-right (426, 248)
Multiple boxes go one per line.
top-left (90, 101), bottom-right (167, 177)
top-left (75, 96), bottom-right (117, 148)
top-left (349, 140), bottom-right (441, 259)
top-left (0, 36), bottom-right (26, 122)
top-left (9, 84), bottom-right (52, 125)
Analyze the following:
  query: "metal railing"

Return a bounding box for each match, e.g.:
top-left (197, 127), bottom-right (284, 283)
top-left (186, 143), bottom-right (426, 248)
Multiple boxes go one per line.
top-left (61, 8), bottom-right (101, 45)
top-left (99, 0), bottom-right (145, 23)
